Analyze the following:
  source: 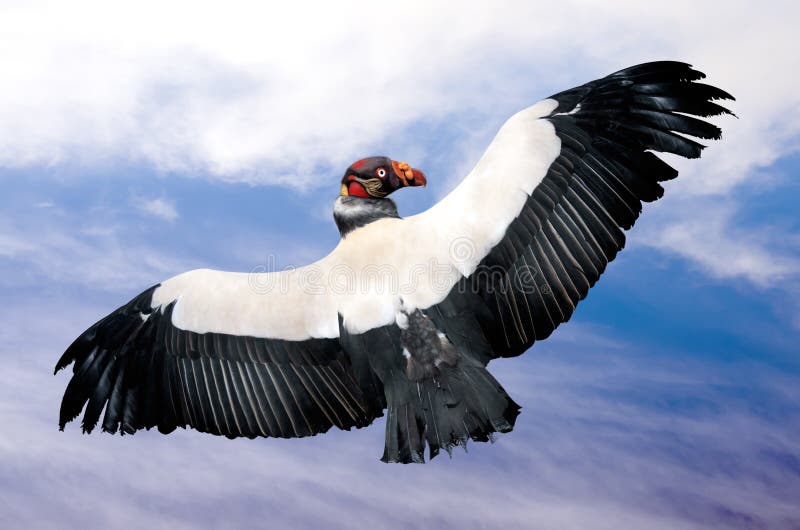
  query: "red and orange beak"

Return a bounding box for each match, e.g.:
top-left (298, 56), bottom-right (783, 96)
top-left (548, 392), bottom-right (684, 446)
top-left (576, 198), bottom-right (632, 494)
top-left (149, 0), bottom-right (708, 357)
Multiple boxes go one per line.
top-left (391, 160), bottom-right (427, 188)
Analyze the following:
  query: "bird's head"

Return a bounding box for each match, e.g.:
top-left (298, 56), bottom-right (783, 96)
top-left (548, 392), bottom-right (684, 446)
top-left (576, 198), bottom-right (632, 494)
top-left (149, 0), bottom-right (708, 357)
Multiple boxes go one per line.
top-left (340, 156), bottom-right (426, 199)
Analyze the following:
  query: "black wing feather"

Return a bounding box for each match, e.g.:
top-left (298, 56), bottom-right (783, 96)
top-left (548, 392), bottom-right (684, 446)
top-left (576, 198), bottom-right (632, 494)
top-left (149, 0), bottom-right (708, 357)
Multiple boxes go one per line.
top-left (55, 286), bottom-right (384, 438)
top-left (429, 61), bottom-right (733, 359)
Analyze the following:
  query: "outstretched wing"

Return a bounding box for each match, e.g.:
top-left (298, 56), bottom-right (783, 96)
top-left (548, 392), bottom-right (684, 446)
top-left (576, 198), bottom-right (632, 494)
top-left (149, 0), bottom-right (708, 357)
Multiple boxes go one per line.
top-left (55, 284), bottom-right (384, 437)
top-left (422, 61), bottom-right (734, 360)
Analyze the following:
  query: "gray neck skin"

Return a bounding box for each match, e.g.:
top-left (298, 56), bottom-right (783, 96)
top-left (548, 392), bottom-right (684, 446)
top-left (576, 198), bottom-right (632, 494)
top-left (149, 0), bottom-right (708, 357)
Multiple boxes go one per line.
top-left (333, 196), bottom-right (400, 237)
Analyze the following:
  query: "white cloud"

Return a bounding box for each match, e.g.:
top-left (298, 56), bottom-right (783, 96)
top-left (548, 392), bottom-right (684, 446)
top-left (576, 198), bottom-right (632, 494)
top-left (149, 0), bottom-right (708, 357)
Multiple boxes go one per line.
top-left (0, 0), bottom-right (797, 193)
top-left (0, 215), bottom-right (193, 291)
top-left (1, 1), bottom-right (798, 296)
top-left (0, 231), bottom-right (37, 257)
top-left (0, 197), bottom-right (330, 294)
top-left (132, 195), bottom-right (179, 221)
top-left (641, 201), bottom-right (800, 288)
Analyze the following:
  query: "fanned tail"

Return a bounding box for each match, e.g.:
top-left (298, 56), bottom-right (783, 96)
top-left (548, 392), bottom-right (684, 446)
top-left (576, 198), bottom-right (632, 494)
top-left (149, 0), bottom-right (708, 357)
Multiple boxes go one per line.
top-left (382, 358), bottom-right (519, 463)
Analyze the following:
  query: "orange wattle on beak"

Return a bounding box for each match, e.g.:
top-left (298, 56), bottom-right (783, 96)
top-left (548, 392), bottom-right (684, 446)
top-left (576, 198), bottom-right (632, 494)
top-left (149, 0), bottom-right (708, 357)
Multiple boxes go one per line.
top-left (392, 160), bottom-right (427, 187)
top-left (409, 168), bottom-right (426, 187)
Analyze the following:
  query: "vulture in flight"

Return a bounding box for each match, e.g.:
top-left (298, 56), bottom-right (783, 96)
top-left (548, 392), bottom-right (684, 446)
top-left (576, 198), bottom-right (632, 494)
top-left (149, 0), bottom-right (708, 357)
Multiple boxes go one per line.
top-left (55, 62), bottom-right (733, 463)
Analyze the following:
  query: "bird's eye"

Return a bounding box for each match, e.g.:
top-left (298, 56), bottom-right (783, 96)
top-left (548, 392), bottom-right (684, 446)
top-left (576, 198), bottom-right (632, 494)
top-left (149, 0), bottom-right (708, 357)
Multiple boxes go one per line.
top-left (376, 168), bottom-right (387, 178)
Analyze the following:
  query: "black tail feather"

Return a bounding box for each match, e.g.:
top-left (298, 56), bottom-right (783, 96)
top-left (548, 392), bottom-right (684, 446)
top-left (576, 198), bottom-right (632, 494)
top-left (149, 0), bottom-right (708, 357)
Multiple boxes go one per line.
top-left (381, 361), bottom-right (519, 463)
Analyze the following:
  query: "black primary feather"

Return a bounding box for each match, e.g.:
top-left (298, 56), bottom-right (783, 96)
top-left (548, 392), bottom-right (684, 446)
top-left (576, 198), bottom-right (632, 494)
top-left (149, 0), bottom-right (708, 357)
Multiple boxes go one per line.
top-left (430, 61), bottom-right (733, 359)
top-left (55, 286), bottom-right (383, 438)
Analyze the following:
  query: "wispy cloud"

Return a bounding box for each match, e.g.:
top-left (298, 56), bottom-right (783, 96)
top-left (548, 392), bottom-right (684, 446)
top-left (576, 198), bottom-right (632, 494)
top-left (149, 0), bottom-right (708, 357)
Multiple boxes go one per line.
top-left (0, 214), bottom-right (192, 292)
top-left (3, 305), bottom-right (797, 530)
top-left (641, 201), bottom-right (800, 288)
top-left (132, 195), bottom-right (179, 221)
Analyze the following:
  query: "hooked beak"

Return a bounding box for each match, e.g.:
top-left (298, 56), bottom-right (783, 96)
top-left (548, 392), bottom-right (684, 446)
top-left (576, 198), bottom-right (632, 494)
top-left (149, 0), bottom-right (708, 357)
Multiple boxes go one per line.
top-left (391, 160), bottom-right (427, 188)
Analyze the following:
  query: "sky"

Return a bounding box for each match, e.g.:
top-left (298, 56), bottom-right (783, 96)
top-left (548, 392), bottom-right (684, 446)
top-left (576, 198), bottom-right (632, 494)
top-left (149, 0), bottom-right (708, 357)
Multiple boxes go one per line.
top-left (1, 1), bottom-right (799, 529)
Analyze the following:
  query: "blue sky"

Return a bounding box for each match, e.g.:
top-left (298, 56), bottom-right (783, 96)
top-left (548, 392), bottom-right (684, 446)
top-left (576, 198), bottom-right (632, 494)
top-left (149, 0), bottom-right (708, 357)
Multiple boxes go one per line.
top-left (1, 2), bottom-right (799, 529)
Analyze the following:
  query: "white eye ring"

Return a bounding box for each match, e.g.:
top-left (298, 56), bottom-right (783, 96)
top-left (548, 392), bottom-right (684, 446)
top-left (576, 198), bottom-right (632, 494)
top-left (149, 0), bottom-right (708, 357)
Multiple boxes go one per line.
top-left (376, 168), bottom-right (387, 178)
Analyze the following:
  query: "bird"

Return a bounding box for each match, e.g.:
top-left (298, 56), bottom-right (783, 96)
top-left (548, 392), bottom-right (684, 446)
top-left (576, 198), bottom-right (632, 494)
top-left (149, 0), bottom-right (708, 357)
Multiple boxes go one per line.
top-left (55, 61), bottom-right (734, 463)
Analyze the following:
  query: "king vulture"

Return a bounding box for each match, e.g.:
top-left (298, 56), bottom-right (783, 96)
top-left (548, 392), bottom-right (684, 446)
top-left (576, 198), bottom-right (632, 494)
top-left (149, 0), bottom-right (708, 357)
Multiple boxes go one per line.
top-left (55, 62), bottom-right (734, 463)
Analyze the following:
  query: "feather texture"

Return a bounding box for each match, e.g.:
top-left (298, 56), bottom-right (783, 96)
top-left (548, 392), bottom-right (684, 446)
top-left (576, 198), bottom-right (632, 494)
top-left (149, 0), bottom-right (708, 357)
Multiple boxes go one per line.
top-left (430, 61), bottom-right (733, 359)
top-left (55, 287), bottom-right (382, 438)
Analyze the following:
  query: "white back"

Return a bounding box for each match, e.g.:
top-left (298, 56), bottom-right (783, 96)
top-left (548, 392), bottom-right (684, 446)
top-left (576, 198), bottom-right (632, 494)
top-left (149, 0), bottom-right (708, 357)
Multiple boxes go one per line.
top-left (151, 99), bottom-right (561, 341)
